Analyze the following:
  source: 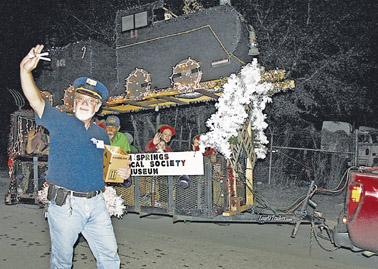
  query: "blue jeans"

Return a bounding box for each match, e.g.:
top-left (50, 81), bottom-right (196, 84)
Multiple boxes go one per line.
top-left (47, 192), bottom-right (120, 268)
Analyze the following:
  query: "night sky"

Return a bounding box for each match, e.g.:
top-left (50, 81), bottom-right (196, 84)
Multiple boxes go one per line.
top-left (1, 0), bottom-right (378, 169)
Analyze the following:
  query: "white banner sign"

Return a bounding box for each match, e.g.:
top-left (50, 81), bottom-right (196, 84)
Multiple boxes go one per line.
top-left (129, 152), bottom-right (204, 176)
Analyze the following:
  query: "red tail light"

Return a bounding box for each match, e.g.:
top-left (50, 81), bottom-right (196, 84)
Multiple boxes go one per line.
top-left (347, 183), bottom-right (362, 221)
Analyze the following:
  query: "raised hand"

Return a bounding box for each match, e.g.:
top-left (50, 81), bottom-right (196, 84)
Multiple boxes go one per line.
top-left (20, 44), bottom-right (44, 74)
top-left (27, 128), bottom-right (37, 139)
top-left (153, 132), bottom-right (162, 145)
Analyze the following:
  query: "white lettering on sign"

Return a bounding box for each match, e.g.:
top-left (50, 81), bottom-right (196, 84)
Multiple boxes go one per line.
top-left (129, 151), bottom-right (204, 176)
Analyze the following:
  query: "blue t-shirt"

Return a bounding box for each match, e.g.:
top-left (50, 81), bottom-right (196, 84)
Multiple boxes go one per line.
top-left (35, 102), bottom-right (110, 192)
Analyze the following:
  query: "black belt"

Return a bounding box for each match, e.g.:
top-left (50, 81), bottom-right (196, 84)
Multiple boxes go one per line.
top-left (71, 189), bottom-right (103, 198)
top-left (52, 185), bottom-right (104, 199)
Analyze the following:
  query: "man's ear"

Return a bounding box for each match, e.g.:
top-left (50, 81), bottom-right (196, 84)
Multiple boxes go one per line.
top-left (95, 102), bottom-right (102, 112)
top-left (116, 126), bottom-right (121, 132)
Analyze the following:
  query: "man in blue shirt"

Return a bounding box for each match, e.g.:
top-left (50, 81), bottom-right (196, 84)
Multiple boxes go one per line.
top-left (20, 44), bottom-right (129, 268)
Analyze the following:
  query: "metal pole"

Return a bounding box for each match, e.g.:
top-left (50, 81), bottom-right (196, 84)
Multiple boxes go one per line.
top-left (155, 105), bottom-right (160, 130)
top-left (354, 129), bottom-right (359, 166)
top-left (204, 160), bottom-right (212, 217)
top-left (268, 131), bottom-right (273, 185)
top-left (291, 180), bottom-right (315, 238)
top-left (134, 176), bottom-right (140, 213)
top-left (33, 157), bottom-right (38, 204)
top-left (168, 176), bottom-right (174, 213)
top-left (274, 146), bottom-right (354, 154)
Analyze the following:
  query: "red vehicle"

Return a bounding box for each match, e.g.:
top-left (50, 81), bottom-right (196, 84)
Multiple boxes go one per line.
top-left (332, 167), bottom-right (378, 254)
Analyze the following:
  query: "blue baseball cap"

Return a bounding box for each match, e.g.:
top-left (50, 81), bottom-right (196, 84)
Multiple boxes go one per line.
top-left (106, 115), bottom-right (120, 127)
top-left (73, 77), bottom-right (109, 101)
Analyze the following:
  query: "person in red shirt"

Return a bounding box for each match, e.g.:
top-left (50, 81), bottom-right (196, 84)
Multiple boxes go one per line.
top-left (145, 124), bottom-right (175, 152)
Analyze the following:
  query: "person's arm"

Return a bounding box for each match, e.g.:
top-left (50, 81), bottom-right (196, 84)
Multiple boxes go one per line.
top-left (20, 45), bottom-right (45, 118)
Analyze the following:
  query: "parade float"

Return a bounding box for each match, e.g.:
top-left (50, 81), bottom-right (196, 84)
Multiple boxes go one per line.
top-left (7, 1), bottom-right (323, 227)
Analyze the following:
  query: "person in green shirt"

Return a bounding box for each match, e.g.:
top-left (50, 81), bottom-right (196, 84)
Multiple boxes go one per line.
top-left (105, 115), bottom-right (131, 152)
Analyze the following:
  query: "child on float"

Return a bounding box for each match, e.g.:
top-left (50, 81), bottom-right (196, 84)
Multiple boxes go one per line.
top-left (192, 134), bottom-right (214, 157)
top-left (155, 139), bottom-right (167, 153)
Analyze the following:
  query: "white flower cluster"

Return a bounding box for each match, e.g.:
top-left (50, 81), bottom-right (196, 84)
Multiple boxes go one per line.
top-left (200, 59), bottom-right (272, 159)
top-left (103, 186), bottom-right (126, 218)
top-left (37, 185), bottom-right (49, 204)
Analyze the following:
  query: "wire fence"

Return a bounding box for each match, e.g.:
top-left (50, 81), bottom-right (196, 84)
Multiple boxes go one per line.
top-left (254, 129), bottom-right (354, 189)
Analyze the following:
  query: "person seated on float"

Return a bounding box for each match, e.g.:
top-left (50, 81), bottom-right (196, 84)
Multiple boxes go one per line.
top-left (124, 132), bottom-right (139, 153)
top-left (192, 134), bottom-right (201, 151)
top-left (105, 115), bottom-right (131, 153)
top-left (192, 133), bottom-right (213, 157)
top-left (94, 117), bottom-right (106, 129)
top-left (26, 126), bottom-right (50, 155)
top-left (145, 124), bottom-right (175, 152)
top-left (155, 139), bottom-right (166, 153)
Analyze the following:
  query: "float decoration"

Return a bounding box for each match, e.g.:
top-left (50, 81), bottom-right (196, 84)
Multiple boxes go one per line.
top-left (182, 0), bottom-right (204, 14)
top-left (125, 68), bottom-right (152, 100)
top-left (55, 85), bottom-right (75, 113)
top-left (170, 57), bottom-right (202, 93)
top-left (200, 58), bottom-right (294, 161)
top-left (102, 186), bottom-right (126, 218)
top-left (41, 91), bottom-right (54, 106)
